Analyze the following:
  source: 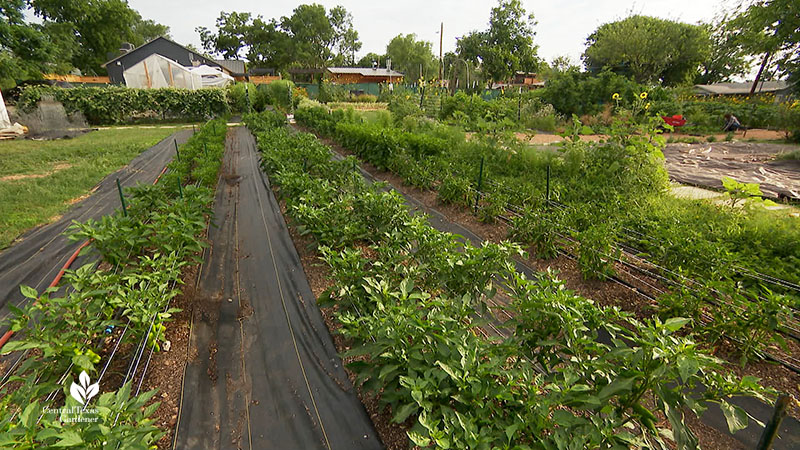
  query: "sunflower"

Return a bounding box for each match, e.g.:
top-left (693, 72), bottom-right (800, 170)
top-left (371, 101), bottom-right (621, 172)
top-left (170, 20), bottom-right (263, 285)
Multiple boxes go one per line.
top-left (612, 93), bottom-right (620, 100)
top-left (639, 92), bottom-right (648, 99)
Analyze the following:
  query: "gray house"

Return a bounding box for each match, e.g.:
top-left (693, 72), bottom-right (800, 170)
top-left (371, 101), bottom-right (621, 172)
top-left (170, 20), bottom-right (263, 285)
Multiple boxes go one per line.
top-left (102, 37), bottom-right (232, 85)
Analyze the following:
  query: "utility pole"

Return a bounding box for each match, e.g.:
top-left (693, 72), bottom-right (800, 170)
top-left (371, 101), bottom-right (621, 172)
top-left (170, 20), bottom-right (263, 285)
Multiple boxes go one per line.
top-left (439, 22), bottom-right (444, 84)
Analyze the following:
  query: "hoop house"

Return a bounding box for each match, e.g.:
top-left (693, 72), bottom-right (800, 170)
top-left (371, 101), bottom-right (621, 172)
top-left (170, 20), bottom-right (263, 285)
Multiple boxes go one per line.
top-left (189, 65), bottom-right (234, 88)
top-left (123, 53), bottom-right (202, 90)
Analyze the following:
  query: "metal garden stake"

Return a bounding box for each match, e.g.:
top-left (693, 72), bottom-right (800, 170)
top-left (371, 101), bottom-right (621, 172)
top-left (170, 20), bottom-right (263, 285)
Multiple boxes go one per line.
top-left (756, 394), bottom-right (790, 450)
top-left (474, 156), bottom-right (484, 212)
top-left (116, 178), bottom-right (127, 217)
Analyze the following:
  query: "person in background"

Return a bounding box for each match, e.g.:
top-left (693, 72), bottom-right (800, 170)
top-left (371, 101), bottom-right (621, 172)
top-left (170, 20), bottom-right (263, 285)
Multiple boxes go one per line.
top-left (723, 113), bottom-right (743, 132)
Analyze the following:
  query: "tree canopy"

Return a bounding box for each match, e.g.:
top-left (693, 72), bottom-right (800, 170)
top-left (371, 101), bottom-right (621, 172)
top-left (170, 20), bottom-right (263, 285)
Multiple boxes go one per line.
top-left (725, 0), bottom-right (799, 90)
top-left (0, 0), bottom-right (169, 88)
top-left (695, 21), bottom-right (751, 84)
top-left (197, 4), bottom-right (361, 71)
top-left (456, 0), bottom-right (539, 83)
top-left (583, 15), bottom-right (711, 85)
top-left (385, 34), bottom-right (437, 82)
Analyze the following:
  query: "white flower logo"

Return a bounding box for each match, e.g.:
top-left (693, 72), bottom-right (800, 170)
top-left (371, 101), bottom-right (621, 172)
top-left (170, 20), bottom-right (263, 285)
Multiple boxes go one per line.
top-left (70, 371), bottom-right (100, 406)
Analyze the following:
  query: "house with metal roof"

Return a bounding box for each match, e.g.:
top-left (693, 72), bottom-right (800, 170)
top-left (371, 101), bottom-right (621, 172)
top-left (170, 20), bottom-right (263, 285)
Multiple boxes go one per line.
top-left (214, 59), bottom-right (247, 77)
top-left (694, 81), bottom-right (795, 101)
top-left (102, 37), bottom-right (232, 85)
top-left (326, 67), bottom-right (404, 85)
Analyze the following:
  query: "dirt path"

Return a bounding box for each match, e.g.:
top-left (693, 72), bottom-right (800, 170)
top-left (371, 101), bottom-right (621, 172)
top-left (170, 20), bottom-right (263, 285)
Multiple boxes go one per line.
top-left (173, 126), bottom-right (381, 450)
top-left (663, 141), bottom-right (800, 200)
top-left (506, 128), bottom-right (788, 145)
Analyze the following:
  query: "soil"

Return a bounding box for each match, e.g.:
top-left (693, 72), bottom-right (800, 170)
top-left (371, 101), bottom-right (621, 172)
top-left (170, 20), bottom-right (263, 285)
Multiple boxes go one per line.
top-left (142, 262), bottom-right (199, 450)
top-left (500, 128), bottom-right (787, 146)
top-left (0, 162), bottom-right (73, 182)
top-left (300, 126), bottom-right (800, 447)
top-left (662, 141), bottom-right (800, 200)
top-left (275, 191), bottom-right (414, 450)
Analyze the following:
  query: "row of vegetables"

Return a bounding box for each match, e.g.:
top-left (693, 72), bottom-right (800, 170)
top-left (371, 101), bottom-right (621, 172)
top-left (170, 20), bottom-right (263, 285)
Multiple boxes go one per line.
top-left (294, 105), bottom-right (799, 367)
top-left (0, 119), bottom-right (227, 448)
top-left (245, 110), bottom-right (769, 450)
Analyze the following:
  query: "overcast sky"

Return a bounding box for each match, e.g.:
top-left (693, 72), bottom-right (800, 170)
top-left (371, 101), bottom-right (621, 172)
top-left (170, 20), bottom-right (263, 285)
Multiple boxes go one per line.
top-left (129, 0), bottom-right (733, 65)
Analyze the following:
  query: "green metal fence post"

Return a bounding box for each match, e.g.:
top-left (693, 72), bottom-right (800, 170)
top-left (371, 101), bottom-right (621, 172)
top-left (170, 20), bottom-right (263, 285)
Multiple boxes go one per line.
top-left (116, 178), bottom-right (127, 217)
top-left (756, 394), bottom-right (790, 450)
top-left (546, 164), bottom-right (551, 205)
top-left (474, 156), bottom-right (484, 213)
top-left (174, 139), bottom-right (180, 161)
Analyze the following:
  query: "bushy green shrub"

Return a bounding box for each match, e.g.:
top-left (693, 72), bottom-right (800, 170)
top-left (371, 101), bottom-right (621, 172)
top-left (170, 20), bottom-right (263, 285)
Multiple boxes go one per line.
top-left (541, 69), bottom-right (670, 117)
top-left (227, 83), bottom-right (269, 113)
top-left (318, 80), bottom-right (348, 103)
top-left (351, 93), bottom-right (377, 103)
top-left (265, 79), bottom-right (298, 110)
top-left (17, 85), bottom-right (230, 124)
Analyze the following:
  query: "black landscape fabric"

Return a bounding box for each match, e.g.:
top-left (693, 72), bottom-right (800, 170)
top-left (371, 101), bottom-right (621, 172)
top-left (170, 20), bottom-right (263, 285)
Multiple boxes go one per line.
top-left (0, 129), bottom-right (192, 333)
top-left (326, 128), bottom-right (800, 450)
top-left (173, 126), bottom-right (381, 450)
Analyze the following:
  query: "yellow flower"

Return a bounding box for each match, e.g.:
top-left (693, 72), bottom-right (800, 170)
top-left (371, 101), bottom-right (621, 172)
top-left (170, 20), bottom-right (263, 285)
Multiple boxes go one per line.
top-left (639, 92), bottom-right (648, 99)
top-left (645, 102), bottom-right (651, 110)
top-left (612, 93), bottom-right (620, 100)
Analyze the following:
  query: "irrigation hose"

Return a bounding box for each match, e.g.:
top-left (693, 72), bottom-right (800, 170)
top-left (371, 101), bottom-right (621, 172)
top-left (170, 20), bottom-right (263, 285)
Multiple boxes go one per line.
top-left (0, 151), bottom-right (173, 352)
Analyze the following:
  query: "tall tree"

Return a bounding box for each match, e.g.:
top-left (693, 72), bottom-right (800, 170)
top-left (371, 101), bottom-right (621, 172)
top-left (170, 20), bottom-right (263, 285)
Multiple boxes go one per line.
top-left (328, 5), bottom-right (361, 65)
top-left (30, 0), bottom-right (138, 74)
top-left (456, 0), bottom-right (539, 83)
top-left (197, 11), bottom-right (253, 59)
top-left (725, 0), bottom-right (799, 92)
top-left (695, 21), bottom-right (750, 84)
top-left (385, 33), bottom-right (437, 82)
top-left (356, 52), bottom-right (385, 68)
top-left (583, 15), bottom-right (711, 85)
top-left (198, 5), bottom-right (361, 71)
top-left (130, 12), bottom-right (170, 46)
top-left (280, 4), bottom-right (333, 69)
top-left (0, 0), bottom-right (59, 88)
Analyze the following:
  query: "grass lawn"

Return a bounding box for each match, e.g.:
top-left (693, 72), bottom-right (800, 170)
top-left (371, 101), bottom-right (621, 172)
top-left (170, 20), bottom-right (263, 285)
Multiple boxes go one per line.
top-left (0, 127), bottom-right (176, 249)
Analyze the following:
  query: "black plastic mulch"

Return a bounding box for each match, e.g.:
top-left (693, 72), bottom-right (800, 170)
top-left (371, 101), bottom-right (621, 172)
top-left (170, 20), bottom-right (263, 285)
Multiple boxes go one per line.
top-left (329, 138), bottom-right (800, 450)
top-left (173, 126), bottom-right (381, 450)
top-left (0, 129), bottom-right (192, 333)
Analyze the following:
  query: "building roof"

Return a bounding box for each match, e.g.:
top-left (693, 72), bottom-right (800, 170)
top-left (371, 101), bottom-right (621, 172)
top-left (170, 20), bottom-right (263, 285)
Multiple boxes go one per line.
top-left (327, 67), bottom-right (404, 77)
top-left (101, 36), bottom-right (225, 72)
top-left (694, 81), bottom-right (793, 95)
top-left (214, 59), bottom-right (246, 75)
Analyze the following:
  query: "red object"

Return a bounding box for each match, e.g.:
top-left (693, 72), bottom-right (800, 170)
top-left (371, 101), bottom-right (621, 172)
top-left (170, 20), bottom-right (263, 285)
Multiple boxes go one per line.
top-left (0, 163), bottom-right (170, 351)
top-left (661, 115), bottom-right (686, 128)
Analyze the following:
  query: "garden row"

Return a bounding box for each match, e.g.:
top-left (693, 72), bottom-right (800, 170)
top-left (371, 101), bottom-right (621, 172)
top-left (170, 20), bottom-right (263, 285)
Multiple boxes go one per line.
top-left (378, 71), bottom-right (799, 138)
top-left (14, 82), bottom-right (299, 125)
top-left (0, 119), bottom-right (227, 447)
top-left (246, 109), bottom-right (769, 449)
top-left (295, 105), bottom-right (800, 366)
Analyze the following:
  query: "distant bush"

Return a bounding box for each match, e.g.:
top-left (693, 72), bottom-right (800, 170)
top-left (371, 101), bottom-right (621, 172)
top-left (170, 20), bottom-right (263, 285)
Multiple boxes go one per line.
top-left (264, 79), bottom-right (299, 111)
top-left (350, 93), bottom-right (377, 103)
top-left (439, 91), bottom-right (561, 132)
top-left (17, 85), bottom-right (230, 125)
top-left (318, 81), bottom-right (348, 103)
top-left (227, 83), bottom-right (268, 113)
top-left (541, 69), bottom-right (669, 117)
